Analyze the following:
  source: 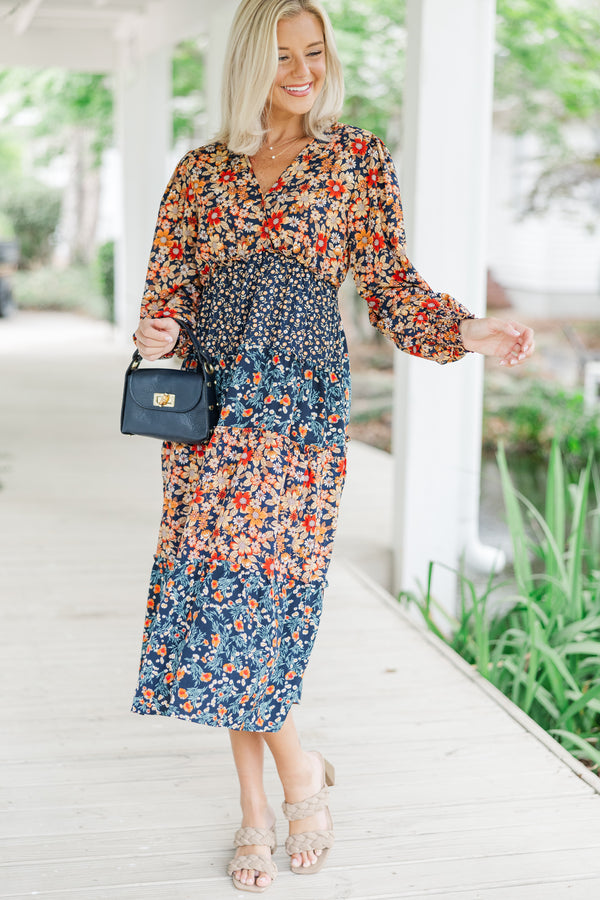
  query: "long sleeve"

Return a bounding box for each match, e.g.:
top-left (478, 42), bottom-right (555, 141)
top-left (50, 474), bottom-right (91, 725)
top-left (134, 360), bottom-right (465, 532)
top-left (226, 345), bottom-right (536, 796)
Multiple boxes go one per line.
top-left (348, 135), bottom-right (473, 364)
top-left (137, 151), bottom-right (201, 355)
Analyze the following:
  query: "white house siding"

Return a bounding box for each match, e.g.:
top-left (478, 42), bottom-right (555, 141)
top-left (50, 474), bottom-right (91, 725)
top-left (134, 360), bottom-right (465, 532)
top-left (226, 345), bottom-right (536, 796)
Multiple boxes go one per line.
top-left (488, 131), bottom-right (600, 318)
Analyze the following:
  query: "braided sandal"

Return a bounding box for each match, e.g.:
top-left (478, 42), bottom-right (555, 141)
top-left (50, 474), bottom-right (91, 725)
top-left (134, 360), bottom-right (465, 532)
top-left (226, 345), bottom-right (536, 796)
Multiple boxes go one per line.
top-left (282, 753), bottom-right (335, 875)
top-left (226, 825), bottom-right (278, 893)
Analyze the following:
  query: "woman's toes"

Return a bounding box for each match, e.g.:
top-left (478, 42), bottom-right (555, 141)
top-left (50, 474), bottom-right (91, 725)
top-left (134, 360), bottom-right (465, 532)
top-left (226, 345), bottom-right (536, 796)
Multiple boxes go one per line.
top-left (291, 853), bottom-right (302, 868)
top-left (256, 872), bottom-right (271, 887)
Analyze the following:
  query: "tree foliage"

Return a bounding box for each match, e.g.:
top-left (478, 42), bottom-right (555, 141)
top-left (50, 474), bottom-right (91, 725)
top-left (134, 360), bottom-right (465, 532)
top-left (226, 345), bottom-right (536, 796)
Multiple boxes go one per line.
top-left (327, 0), bottom-right (405, 149)
top-left (172, 38), bottom-right (205, 144)
top-left (494, 0), bottom-right (600, 213)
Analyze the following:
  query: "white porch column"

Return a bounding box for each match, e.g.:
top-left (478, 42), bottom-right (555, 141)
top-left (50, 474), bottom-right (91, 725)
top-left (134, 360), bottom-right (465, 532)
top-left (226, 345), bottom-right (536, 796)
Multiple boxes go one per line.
top-left (114, 41), bottom-right (172, 338)
top-left (392, 0), bottom-right (501, 614)
top-left (205, 2), bottom-right (239, 138)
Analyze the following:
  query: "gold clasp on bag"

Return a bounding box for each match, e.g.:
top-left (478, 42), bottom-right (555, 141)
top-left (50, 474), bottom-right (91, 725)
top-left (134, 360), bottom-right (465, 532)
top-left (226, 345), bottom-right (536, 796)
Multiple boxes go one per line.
top-left (153, 392), bottom-right (175, 408)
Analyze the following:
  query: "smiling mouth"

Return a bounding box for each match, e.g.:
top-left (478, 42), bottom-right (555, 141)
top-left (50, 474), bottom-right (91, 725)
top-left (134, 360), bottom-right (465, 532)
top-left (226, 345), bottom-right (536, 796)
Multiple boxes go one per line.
top-left (282, 83), bottom-right (312, 97)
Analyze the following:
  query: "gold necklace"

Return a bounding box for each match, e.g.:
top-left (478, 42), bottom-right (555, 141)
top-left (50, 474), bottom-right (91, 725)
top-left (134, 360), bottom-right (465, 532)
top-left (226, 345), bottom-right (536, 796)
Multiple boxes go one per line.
top-left (260, 134), bottom-right (306, 161)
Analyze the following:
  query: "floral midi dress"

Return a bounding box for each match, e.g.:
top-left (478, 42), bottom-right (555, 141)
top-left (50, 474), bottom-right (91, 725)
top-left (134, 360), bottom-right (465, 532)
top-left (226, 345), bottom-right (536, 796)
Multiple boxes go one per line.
top-left (131, 123), bottom-right (472, 732)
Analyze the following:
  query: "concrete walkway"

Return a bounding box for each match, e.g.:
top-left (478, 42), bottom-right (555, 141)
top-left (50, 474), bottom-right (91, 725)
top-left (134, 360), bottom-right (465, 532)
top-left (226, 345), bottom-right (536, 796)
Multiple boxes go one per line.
top-left (2, 312), bottom-right (600, 899)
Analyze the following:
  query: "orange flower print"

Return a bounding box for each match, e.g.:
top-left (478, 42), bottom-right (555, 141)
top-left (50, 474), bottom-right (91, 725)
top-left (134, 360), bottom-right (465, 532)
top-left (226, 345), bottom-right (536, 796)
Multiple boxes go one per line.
top-left (326, 179), bottom-right (346, 198)
top-left (266, 685), bottom-right (275, 694)
top-left (211, 634), bottom-right (220, 648)
top-left (178, 688), bottom-right (188, 699)
top-left (303, 514), bottom-right (317, 533)
top-left (143, 688), bottom-right (154, 699)
top-left (315, 233), bottom-right (327, 253)
top-left (392, 268), bottom-right (407, 283)
top-left (176, 668), bottom-right (185, 680)
top-left (234, 620), bottom-right (244, 632)
top-left (351, 137), bottom-right (368, 155)
top-left (302, 468), bottom-right (315, 487)
top-left (423, 299), bottom-right (441, 311)
top-left (253, 372), bottom-right (262, 385)
top-left (329, 372), bottom-right (338, 383)
top-left (157, 644), bottom-right (167, 656)
top-left (165, 672), bottom-right (174, 683)
top-left (223, 663), bottom-right (235, 673)
top-left (154, 228), bottom-right (173, 249)
top-left (182, 701), bottom-right (193, 713)
top-left (263, 557), bottom-right (275, 577)
top-left (367, 167), bottom-right (378, 186)
top-left (284, 670), bottom-right (297, 681)
top-left (265, 212), bottom-right (284, 231)
top-left (355, 228), bottom-right (370, 250)
top-left (200, 673), bottom-right (212, 682)
top-left (239, 447), bottom-right (253, 465)
top-left (207, 207), bottom-right (222, 226)
top-left (239, 667), bottom-right (250, 679)
top-left (169, 243), bottom-right (183, 260)
top-left (304, 369), bottom-right (313, 379)
top-left (218, 170), bottom-right (236, 184)
top-left (233, 491), bottom-right (250, 511)
top-left (372, 233), bottom-right (385, 252)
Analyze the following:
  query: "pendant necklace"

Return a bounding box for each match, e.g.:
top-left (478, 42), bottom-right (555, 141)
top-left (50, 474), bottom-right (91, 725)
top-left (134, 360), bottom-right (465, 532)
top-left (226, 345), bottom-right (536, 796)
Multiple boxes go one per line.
top-left (262, 135), bottom-right (306, 160)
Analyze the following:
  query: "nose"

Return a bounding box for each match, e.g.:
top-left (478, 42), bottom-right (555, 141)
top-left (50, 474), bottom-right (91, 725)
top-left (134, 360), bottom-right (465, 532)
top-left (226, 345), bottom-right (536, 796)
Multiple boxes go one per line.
top-left (291, 55), bottom-right (310, 78)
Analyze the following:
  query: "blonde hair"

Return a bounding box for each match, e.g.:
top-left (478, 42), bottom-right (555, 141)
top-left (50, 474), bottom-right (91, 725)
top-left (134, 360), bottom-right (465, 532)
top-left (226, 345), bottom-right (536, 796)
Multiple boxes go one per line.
top-left (217, 0), bottom-right (344, 154)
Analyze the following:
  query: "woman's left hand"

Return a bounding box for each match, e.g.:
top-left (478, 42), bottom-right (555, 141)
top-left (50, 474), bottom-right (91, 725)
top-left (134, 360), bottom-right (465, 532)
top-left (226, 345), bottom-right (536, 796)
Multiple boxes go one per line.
top-left (459, 317), bottom-right (535, 366)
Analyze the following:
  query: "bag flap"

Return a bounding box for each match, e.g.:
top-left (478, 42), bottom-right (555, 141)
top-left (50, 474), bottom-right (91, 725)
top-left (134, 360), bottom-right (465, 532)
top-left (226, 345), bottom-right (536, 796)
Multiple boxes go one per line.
top-left (127, 368), bottom-right (207, 413)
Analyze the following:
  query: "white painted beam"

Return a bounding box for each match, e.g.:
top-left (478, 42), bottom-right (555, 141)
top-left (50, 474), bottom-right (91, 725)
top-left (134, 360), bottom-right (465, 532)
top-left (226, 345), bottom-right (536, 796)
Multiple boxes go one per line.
top-left (0, 27), bottom-right (115, 71)
top-left (7, 0), bottom-right (43, 35)
top-left (114, 41), bottom-right (171, 338)
top-left (392, 0), bottom-right (500, 614)
top-left (205, 2), bottom-right (239, 138)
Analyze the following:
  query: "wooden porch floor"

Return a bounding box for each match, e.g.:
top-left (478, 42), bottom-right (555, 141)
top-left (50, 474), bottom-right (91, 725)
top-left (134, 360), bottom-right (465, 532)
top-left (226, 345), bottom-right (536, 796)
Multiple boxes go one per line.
top-left (2, 313), bottom-right (600, 899)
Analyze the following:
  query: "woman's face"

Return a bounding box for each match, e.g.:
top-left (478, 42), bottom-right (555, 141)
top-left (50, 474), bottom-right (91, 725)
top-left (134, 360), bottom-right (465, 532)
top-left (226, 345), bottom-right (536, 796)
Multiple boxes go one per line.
top-left (268, 11), bottom-right (326, 123)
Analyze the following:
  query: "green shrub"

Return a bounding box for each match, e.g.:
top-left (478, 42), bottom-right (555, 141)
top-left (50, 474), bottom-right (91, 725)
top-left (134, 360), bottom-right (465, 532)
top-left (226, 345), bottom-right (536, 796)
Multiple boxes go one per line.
top-left (13, 264), bottom-right (105, 318)
top-left (402, 442), bottom-right (600, 771)
top-left (0, 178), bottom-right (61, 268)
top-left (484, 378), bottom-right (600, 477)
top-left (96, 240), bottom-right (115, 323)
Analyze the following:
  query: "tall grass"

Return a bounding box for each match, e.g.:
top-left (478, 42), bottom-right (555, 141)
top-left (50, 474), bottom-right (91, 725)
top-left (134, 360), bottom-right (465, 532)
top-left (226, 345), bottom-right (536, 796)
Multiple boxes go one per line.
top-left (402, 441), bottom-right (600, 771)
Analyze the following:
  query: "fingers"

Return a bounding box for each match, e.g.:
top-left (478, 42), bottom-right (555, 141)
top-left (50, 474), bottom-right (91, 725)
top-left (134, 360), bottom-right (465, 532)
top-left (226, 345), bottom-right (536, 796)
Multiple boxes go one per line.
top-left (498, 322), bottom-right (535, 367)
top-left (134, 317), bottom-right (180, 361)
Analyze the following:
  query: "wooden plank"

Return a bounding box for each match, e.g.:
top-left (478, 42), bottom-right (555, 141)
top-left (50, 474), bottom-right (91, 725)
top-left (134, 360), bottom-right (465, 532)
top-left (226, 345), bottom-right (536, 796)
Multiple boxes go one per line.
top-left (3, 331), bottom-right (600, 899)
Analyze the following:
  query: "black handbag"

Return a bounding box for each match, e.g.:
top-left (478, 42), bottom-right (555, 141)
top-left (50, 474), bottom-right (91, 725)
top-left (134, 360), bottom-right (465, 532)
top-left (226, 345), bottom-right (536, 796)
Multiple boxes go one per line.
top-left (120, 319), bottom-right (219, 444)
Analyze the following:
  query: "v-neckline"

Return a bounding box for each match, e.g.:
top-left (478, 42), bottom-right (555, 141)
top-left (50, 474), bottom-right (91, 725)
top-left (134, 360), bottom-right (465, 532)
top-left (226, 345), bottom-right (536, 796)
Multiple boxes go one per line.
top-left (245, 136), bottom-right (320, 201)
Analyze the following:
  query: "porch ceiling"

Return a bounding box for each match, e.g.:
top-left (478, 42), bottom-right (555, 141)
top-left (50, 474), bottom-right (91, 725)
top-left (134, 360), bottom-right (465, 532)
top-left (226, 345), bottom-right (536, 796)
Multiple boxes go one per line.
top-left (0, 0), bottom-right (212, 71)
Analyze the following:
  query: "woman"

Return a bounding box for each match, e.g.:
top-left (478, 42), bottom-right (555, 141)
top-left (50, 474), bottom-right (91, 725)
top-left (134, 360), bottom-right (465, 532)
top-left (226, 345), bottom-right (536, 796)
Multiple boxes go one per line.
top-left (131, 0), bottom-right (534, 891)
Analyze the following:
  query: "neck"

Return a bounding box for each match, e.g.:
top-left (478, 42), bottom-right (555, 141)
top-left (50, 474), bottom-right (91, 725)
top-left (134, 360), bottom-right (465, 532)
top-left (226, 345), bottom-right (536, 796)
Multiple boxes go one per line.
top-left (264, 114), bottom-right (306, 147)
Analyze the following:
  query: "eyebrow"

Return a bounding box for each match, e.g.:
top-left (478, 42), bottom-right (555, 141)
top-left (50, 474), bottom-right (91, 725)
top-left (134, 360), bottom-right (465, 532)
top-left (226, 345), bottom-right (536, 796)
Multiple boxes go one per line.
top-left (278, 41), bottom-right (324, 49)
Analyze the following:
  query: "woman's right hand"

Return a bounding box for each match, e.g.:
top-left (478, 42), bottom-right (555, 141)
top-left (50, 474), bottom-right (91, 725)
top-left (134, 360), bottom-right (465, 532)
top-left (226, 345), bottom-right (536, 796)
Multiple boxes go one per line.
top-left (134, 317), bottom-right (180, 360)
